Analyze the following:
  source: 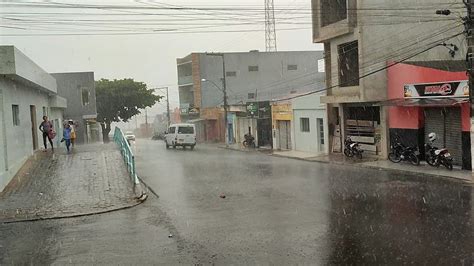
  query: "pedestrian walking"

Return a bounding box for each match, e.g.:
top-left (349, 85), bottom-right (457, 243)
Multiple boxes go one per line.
top-left (68, 120), bottom-right (76, 148)
top-left (39, 116), bottom-right (54, 152)
top-left (63, 124), bottom-right (72, 153)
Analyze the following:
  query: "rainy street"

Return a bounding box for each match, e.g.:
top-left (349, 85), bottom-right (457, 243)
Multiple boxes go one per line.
top-left (2, 139), bottom-right (471, 264)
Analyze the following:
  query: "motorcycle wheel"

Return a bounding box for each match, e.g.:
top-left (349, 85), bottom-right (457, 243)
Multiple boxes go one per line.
top-left (426, 155), bottom-right (436, 166)
top-left (243, 140), bottom-right (248, 147)
top-left (344, 148), bottom-right (353, 157)
top-left (388, 152), bottom-right (402, 163)
top-left (409, 153), bottom-right (420, 166)
top-left (444, 162), bottom-right (453, 170)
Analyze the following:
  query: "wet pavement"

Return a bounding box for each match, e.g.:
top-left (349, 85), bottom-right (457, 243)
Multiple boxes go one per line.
top-left (0, 144), bottom-right (137, 223)
top-left (1, 139), bottom-right (472, 264)
top-left (135, 140), bottom-right (473, 265)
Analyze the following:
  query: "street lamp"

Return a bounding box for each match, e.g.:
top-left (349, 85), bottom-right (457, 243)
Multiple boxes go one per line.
top-left (201, 78), bottom-right (229, 145)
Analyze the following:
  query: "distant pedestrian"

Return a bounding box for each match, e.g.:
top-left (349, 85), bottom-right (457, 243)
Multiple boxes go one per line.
top-left (39, 116), bottom-right (54, 152)
top-left (63, 124), bottom-right (72, 153)
top-left (68, 120), bottom-right (76, 148)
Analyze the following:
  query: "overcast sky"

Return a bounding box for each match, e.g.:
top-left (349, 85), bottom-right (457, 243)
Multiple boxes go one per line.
top-left (0, 0), bottom-right (322, 128)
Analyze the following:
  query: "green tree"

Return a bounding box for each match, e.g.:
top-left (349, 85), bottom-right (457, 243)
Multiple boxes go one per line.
top-left (96, 78), bottom-right (161, 142)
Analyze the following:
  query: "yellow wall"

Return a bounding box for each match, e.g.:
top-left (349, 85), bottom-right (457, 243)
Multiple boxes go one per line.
top-left (271, 103), bottom-right (292, 129)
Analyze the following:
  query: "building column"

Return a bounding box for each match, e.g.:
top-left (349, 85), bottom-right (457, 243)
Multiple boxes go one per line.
top-left (379, 106), bottom-right (390, 158)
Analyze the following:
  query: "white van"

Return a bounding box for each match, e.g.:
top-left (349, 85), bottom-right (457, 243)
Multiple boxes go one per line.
top-left (165, 123), bottom-right (196, 150)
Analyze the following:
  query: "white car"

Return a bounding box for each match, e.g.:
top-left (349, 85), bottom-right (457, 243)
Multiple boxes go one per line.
top-left (125, 131), bottom-right (136, 142)
top-left (165, 123), bottom-right (196, 150)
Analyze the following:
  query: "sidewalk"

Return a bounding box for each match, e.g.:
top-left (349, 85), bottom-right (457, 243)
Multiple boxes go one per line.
top-left (272, 150), bottom-right (473, 183)
top-left (0, 143), bottom-right (141, 223)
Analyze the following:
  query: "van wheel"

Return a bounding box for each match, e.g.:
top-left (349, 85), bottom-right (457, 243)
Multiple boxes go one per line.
top-left (190, 145), bottom-right (195, 150)
top-left (166, 143), bottom-right (169, 149)
top-left (183, 146), bottom-right (186, 150)
top-left (172, 143), bottom-right (176, 149)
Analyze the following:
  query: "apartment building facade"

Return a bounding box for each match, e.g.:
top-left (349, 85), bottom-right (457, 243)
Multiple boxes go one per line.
top-left (177, 51), bottom-right (325, 146)
top-left (312, 0), bottom-right (467, 162)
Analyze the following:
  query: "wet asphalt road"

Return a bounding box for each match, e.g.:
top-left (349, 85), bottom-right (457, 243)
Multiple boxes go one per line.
top-left (135, 140), bottom-right (473, 265)
top-left (1, 139), bottom-right (472, 265)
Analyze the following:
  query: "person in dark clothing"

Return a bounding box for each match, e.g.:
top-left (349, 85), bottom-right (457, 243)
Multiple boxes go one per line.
top-left (39, 116), bottom-right (54, 151)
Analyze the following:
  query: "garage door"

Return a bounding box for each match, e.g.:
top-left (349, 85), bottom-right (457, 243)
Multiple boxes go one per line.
top-left (424, 108), bottom-right (462, 165)
top-left (278, 120), bottom-right (291, 150)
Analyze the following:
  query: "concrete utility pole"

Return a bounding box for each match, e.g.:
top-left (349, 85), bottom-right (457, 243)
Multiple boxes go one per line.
top-left (467, 0), bottom-right (474, 172)
top-left (153, 87), bottom-right (171, 127)
top-left (204, 53), bottom-right (228, 144)
top-left (166, 87), bottom-right (171, 127)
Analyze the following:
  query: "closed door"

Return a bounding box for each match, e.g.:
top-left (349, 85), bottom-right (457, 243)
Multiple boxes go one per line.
top-left (30, 105), bottom-right (38, 150)
top-left (278, 120), bottom-right (291, 150)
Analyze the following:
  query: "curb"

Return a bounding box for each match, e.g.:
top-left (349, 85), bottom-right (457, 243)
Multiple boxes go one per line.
top-left (270, 153), bottom-right (473, 184)
top-left (137, 176), bottom-right (160, 199)
top-left (1, 199), bottom-right (145, 224)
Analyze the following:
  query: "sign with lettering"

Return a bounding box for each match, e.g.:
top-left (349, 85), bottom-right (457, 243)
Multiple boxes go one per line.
top-left (404, 80), bottom-right (468, 98)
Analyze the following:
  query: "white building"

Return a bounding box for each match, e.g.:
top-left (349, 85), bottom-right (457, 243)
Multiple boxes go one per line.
top-left (291, 93), bottom-right (328, 155)
top-left (0, 46), bottom-right (66, 191)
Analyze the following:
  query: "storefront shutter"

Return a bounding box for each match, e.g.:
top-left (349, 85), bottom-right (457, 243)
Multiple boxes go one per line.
top-left (424, 108), bottom-right (462, 165)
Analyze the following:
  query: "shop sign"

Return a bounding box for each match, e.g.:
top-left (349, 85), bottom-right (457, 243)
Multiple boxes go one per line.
top-left (404, 80), bottom-right (468, 98)
top-left (247, 102), bottom-right (258, 117)
top-left (246, 101), bottom-right (271, 118)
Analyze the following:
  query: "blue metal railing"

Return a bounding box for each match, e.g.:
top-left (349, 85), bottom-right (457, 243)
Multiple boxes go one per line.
top-left (114, 127), bottom-right (139, 185)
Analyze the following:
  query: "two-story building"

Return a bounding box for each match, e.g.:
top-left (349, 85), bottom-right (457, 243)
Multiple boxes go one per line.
top-left (311, 0), bottom-right (467, 160)
top-left (177, 50), bottom-right (325, 147)
top-left (52, 72), bottom-right (101, 144)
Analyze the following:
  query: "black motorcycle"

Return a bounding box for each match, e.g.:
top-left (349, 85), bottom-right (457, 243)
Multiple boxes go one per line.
top-left (425, 142), bottom-right (453, 170)
top-left (344, 137), bottom-right (363, 159)
top-left (243, 133), bottom-right (256, 148)
top-left (388, 141), bottom-right (420, 165)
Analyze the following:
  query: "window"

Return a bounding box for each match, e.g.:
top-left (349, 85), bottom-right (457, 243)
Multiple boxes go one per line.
top-left (248, 93), bottom-right (255, 99)
top-left (178, 126), bottom-right (194, 134)
top-left (226, 71), bottom-right (237, 77)
top-left (287, 64), bottom-right (298, 71)
top-left (168, 127), bottom-right (176, 134)
top-left (81, 88), bottom-right (90, 106)
top-left (338, 40), bottom-right (359, 87)
top-left (300, 118), bottom-right (310, 132)
top-left (318, 59), bottom-right (325, 73)
top-left (248, 66), bottom-right (259, 72)
top-left (321, 0), bottom-right (347, 27)
top-left (12, 105), bottom-right (19, 126)
top-left (317, 118), bottom-right (325, 145)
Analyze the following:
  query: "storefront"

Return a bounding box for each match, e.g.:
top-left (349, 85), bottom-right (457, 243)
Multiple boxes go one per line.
top-left (386, 62), bottom-right (471, 169)
top-left (271, 102), bottom-right (292, 150)
top-left (246, 101), bottom-right (272, 148)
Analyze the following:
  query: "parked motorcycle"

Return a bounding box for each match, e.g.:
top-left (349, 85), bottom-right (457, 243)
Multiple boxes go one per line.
top-left (388, 140), bottom-right (420, 165)
top-left (243, 133), bottom-right (256, 148)
top-left (425, 133), bottom-right (454, 170)
top-left (344, 137), bottom-right (363, 159)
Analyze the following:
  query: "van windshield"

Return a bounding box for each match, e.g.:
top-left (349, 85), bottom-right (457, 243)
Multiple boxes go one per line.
top-left (178, 126), bottom-right (194, 134)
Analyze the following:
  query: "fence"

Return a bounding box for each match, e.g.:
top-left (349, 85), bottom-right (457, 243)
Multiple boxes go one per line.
top-left (113, 127), bottom-right (139, 185)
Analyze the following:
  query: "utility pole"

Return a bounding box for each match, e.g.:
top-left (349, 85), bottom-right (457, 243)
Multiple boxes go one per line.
top-left (166, 87), bottom-right (171, 127)
top-left (205, 53), bottom-right (228, 144)
top-left (466, 0), bottom-right (474, 172)
top-left (152, 87), bottom-right (171, 127)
